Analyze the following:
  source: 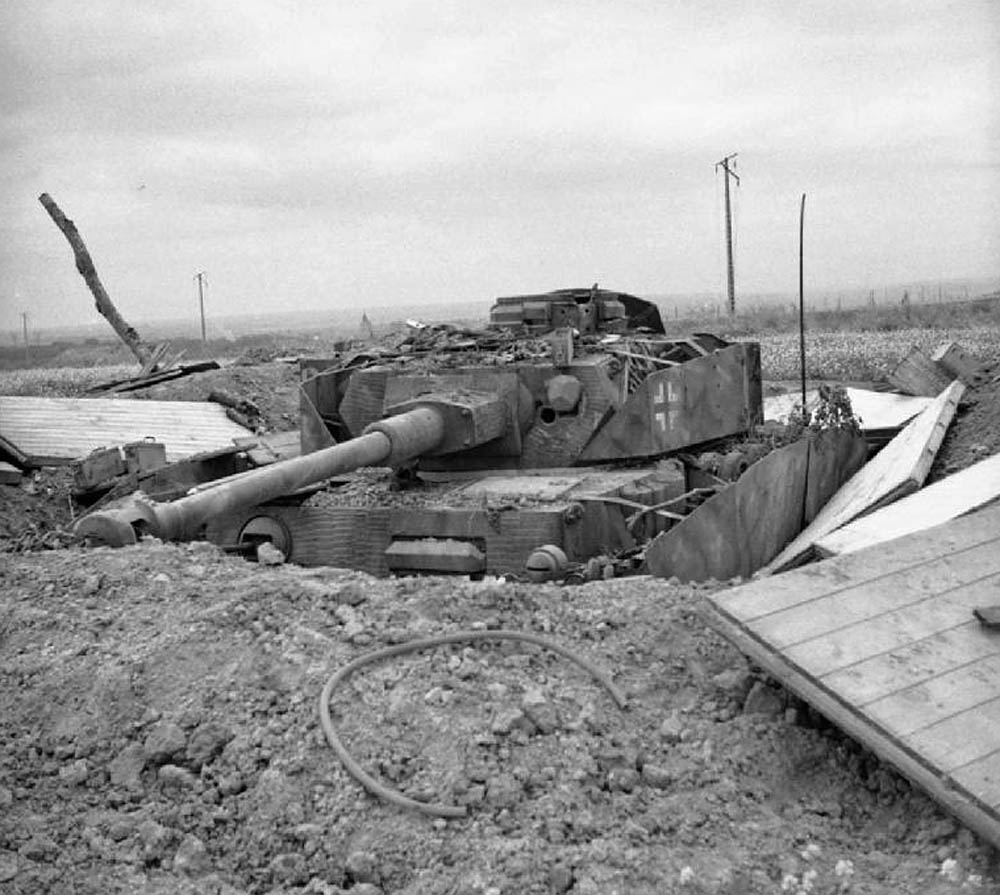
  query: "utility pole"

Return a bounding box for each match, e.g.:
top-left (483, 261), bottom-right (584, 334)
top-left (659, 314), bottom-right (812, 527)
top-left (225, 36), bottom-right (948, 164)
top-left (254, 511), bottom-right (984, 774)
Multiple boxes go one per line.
top-left (715, 153), bottom-right (740, 316)
top-left (194, 271), bottom-right (207, 342)
top-left (798, 194), bottom-right (807, 410)
top-left (21, 311), bottom-right (29, 364)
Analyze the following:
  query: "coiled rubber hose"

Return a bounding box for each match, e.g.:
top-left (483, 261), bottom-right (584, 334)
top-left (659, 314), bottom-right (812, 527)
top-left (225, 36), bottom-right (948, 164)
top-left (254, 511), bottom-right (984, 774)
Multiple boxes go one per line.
top-left (318, 629), bottom-right (628, 818)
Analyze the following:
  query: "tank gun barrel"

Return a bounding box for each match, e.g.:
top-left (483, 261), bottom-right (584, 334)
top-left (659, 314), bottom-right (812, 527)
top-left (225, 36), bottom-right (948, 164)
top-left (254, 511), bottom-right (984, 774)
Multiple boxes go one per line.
top-left (75, 401), bottom-right (483, 548)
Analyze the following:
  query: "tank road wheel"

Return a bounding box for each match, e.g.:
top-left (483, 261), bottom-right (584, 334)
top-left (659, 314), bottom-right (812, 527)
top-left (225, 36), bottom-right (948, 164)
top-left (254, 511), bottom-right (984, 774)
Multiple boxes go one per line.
top-left (718, 450), bottom-right (749, 482)
top-left (526, 544), bottom-right (568, 582)
top-left (238, 514), bottom-right (292, 559)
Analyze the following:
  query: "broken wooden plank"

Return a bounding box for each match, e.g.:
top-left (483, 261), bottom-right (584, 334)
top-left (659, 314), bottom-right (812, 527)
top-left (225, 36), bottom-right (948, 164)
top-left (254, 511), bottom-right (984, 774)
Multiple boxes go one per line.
top-left (814, 452), bottom-right (1000, 558)
top-left (704, 502), bottom-right (1000, 849)
top-left (766, 380), bottom-right (964, 572)
top-left (137, 341), bottom-right (172, 377)
top-left (91, 360), bottom-right (221, 394)
top-left (931, 341), bottom-right (990, 387)
top-left (0, 395), bottom-right (253, 466)
top-left (887, 345), bottom-right (953, 397)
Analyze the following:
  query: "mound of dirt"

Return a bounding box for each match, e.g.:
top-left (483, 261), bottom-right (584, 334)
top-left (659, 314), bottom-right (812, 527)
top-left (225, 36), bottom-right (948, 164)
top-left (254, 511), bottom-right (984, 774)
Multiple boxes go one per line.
top-left (132, 362), bottom-right (303, 434)
top-left (2, 544), bottom-right (996, 894)
top-left (930, 375), bottom-right (1000, 480)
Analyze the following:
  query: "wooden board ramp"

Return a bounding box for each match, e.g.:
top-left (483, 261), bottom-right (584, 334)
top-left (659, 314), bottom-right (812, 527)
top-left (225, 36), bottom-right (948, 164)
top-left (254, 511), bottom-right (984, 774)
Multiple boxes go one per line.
top-left (704, 502), bottom-right (1000, 849)
top-left (766, 380), bottom-right (964, 572)
top-left (815, 452), bottom-right (1000, 558)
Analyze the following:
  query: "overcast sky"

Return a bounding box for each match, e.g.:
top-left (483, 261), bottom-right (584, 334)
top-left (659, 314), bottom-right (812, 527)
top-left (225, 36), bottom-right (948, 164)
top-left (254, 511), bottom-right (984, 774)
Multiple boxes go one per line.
top-left (1, 0), bottom-right (997, 331)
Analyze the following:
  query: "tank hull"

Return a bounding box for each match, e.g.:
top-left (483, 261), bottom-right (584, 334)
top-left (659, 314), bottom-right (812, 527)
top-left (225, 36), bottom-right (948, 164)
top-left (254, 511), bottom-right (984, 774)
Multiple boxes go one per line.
top-left (205, 464), bottom-right (691, 577)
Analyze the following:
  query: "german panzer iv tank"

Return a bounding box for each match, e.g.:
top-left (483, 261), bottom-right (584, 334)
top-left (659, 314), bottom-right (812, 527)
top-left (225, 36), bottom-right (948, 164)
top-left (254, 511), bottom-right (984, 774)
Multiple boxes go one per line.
top-left (77, 287), bottom-right (762, 580)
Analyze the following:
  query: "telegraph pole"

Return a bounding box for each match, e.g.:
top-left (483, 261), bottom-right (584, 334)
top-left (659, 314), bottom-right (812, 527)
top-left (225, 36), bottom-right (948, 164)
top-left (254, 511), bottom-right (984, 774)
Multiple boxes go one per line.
top-left (21, 311), bottom-right (29, 364)
top-left (715, 153), bottom-right (740, 316)
top-left (194, 271), bottom-right (207, 342)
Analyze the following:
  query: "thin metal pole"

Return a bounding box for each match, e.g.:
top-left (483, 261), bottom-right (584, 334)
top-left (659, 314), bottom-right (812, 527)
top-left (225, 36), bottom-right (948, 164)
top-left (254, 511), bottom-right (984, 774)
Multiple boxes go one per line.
top-left (723, 169), bottom-right (734, 315)
top-left (21, 311), bottom-right (29, 364)
top-left (799, 194), bottom-right (807, 410)
top-left (194, 271), bottom-right (207, 342)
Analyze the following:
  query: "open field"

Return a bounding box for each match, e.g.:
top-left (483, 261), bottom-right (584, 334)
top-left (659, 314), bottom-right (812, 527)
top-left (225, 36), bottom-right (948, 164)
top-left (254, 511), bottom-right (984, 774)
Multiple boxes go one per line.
top-left (2, 324), bottom-right (998, 396)
top-left (750, 326), bottom-right (1000, 381)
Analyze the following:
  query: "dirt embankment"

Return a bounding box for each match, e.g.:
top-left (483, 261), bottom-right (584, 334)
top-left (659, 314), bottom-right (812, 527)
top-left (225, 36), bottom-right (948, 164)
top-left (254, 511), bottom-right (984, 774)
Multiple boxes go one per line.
top-left (1, 544), bottom-right (998, 895)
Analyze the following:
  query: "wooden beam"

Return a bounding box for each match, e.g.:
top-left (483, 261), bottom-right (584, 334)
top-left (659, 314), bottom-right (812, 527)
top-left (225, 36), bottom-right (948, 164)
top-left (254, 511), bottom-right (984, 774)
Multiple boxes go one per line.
top-left (814, 452), bottom-right (1000, 558)
top-left (38, 193), bottom-right (154, 368)
top-left (887, 346), bottom-right (952, 397)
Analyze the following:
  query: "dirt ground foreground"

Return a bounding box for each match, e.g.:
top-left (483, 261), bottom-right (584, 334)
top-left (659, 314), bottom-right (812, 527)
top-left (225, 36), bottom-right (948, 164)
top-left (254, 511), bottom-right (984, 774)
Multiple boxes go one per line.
top-left (2, 359), bottom-right (1000, 894)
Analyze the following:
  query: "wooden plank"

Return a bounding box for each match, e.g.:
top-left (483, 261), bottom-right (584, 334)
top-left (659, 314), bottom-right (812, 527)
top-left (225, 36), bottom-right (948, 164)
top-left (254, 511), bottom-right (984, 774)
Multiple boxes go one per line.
top-left (137, 340), bottom-right (171, 377)
top-left (904, 696), bottom-right (1000, 772)
top-left (888, 345), bottom-right (953, 396)
top-left (750, 551), bottom-right (999, 648)
top-left (766, 380), bottom-right (964, 572)
top-left (952, 753), bottom-right (1000, 812)
top-left (782, 575), bottom-right (1000, 676)
top-left (97, 360), bottom-right (220, 394)
top-left (712, 502), bottom-right (1000, 623)
top-left (823, 622), bottom-right (1000, 706)
top-left (815, 452), bottom-right (1000, 557)
top-left (862, 654), bottom-right (1000, 736)
top-left (704, 507), bottom-right (1000, 846)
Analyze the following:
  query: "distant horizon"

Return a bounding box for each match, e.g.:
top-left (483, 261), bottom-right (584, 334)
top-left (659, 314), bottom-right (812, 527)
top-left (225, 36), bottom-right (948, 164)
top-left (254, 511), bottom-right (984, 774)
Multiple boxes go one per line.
top-left (8, 273), bottom-right (998, 345)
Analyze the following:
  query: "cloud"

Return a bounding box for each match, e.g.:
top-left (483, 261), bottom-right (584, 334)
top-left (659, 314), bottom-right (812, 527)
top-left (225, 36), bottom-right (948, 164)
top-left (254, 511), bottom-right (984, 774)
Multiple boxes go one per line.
top-left (1, 0), bottom-right (997, 329)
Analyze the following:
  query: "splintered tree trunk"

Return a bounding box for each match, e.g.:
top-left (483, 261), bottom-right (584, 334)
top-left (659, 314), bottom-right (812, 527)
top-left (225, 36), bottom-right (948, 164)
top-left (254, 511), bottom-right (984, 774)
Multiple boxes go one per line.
top-left (38, 192), bottom-right (154, 368)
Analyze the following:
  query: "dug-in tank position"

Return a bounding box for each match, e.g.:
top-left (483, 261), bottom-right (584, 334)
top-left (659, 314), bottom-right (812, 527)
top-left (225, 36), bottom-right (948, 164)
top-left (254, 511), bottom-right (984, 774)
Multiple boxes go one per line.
top-left (76, 287), bottom-right (762, 579)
